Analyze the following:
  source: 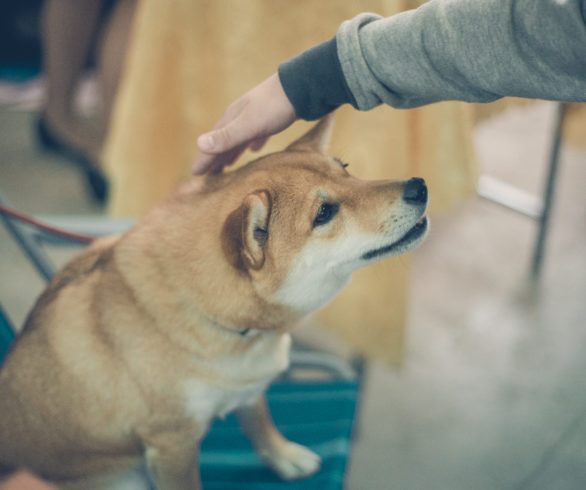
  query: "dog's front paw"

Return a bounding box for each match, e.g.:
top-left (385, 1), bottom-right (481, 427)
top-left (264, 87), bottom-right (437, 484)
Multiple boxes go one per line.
top-left (260, 441), bottom-right (321, 480)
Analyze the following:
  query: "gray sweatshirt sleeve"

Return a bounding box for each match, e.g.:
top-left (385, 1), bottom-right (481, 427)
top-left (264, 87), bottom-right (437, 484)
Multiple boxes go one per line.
top-left (338, 0), bottom-right (586, 110)
top-left (279, 0), bottom-right (586, 119)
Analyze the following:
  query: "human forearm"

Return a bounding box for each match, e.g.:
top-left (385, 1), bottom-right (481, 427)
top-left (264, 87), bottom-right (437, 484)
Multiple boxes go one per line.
top-left (281, 0), bottom-right (586, 118)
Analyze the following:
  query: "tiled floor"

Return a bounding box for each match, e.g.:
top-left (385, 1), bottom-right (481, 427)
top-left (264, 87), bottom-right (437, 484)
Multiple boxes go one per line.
top-left (1, 101), bottom-right (585, 489)
top-left (348, 102), bottom-right (586, 490)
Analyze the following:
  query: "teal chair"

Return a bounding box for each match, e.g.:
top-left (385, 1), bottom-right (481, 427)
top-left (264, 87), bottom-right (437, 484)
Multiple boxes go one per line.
top-left (0, 197), bottom-right (362, 489)
top-left (0, 305), bottom-right (14, 366)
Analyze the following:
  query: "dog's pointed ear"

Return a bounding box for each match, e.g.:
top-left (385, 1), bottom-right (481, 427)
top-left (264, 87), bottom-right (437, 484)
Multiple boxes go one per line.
top-left (286, 115), bottom-right (334, 154)
top-left (241, 190), bottom-right (271, 270)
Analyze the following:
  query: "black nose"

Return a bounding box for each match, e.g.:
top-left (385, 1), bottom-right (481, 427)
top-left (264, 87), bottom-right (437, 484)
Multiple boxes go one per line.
top-left (403, 178), bottom-right (427, 204)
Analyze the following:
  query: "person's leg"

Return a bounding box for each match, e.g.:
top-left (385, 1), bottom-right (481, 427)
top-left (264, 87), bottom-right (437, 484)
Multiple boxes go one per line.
top-left (40, 0), bottom-right (104, 162)
top-left (96, 0), bottom-right (137, 143)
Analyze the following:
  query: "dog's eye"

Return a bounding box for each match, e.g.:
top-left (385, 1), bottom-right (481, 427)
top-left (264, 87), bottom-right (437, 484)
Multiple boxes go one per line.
top-left (313, 203), bottom-right (339, 227)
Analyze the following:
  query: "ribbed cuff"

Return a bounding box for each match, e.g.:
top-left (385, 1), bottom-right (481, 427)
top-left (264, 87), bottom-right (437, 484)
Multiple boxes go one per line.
top-left (278, 36), bottom-right (357, 121)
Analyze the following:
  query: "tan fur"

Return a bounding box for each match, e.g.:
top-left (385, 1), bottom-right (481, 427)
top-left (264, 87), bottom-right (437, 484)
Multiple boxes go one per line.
top-left (0, 117), bottom-right (428, 489)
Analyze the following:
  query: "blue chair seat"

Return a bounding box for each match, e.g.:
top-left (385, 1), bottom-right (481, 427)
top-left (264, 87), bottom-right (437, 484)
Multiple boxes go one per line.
top-left (201, 380), bottom-right (359, 490)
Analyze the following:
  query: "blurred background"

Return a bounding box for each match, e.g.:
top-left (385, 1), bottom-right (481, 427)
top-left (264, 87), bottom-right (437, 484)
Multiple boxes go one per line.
top-left (1, 1), bottom-right (585, 489)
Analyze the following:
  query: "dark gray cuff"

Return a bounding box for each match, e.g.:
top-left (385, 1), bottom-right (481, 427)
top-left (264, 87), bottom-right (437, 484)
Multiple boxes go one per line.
top-left (278, 36), bottom-right (357, 121)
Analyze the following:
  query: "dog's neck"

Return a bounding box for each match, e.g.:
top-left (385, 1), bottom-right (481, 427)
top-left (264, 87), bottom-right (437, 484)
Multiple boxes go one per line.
top-left (199, 309), bottom-right (292, 341)
top-left (203, 315), bottom-right (256, 338)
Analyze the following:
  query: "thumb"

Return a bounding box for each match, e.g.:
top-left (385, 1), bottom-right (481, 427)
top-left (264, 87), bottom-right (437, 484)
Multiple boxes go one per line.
top-left (197, 132), bottom-right (219, 153)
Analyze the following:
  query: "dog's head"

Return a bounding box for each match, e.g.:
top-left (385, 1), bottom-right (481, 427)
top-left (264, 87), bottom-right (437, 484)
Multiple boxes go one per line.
top-left (133, 117), bottom-right (428, 330)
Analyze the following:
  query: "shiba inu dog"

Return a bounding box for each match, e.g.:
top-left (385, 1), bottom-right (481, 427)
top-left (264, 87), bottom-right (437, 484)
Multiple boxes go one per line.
top-left (0, 116), bottom-right (428, 489)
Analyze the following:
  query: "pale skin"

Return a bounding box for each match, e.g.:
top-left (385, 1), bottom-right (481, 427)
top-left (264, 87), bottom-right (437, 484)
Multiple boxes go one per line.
top-left (0, 471), bottom-right (56, 489)
top-left (192, 73), bottom-right (298, 175)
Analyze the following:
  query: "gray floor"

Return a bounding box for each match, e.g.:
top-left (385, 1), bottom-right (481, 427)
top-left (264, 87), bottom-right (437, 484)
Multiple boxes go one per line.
top-left (1, 101), bottom-right (585, 489)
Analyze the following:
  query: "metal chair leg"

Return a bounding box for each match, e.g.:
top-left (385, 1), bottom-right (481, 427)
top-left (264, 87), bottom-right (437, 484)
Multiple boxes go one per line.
top-left (531, 103), bottom-right (567, 277)
top-left (478, 102), bottom-right (567, 278)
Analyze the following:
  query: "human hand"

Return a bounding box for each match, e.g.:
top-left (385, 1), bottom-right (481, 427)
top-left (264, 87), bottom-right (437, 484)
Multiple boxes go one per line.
top-left (192, 73), bottom-right (297, 175)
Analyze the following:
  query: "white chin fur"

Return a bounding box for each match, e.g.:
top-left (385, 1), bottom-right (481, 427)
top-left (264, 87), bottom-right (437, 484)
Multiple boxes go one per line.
top-left (272, 234), bottom-right (374, 315)
top-left (272, 219), bottom-right (428, 314)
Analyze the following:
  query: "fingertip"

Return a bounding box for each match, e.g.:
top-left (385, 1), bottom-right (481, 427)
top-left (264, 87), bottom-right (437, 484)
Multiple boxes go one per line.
top-left (197, 133), bottom-right (216, 153)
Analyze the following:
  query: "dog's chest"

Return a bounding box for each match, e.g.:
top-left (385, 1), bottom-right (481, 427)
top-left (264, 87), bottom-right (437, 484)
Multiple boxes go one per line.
top-left (183, 379), bottom-right (269, 424)
top-left (183, 332), bottom-right (290, 423)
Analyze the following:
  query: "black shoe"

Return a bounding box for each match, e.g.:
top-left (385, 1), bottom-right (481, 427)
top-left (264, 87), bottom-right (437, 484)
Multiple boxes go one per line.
top-left (36, 116), bottom-right (109, 204)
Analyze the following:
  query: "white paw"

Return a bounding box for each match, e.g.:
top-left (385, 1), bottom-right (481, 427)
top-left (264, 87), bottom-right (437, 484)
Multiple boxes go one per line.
top-left (261, 441), bottom-right (321, 480)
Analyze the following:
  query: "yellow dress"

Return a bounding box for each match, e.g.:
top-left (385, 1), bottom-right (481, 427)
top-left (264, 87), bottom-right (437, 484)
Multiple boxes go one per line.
top-left (103, 0), bottom-right (477, 365)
